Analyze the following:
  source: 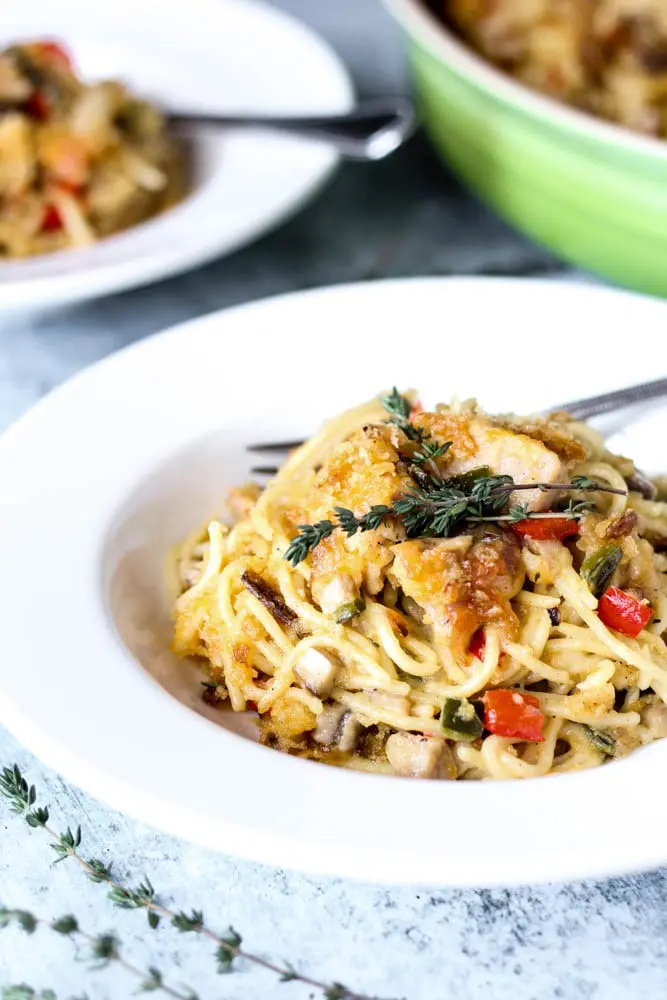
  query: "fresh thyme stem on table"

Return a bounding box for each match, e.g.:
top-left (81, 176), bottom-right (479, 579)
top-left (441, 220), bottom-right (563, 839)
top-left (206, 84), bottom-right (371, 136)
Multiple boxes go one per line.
top-left (0, 906), bottom-right (192, 999)
top-left (0, 765), bottom-right (391, 1000)
top-left (284, 390), bottom-right (627, 567)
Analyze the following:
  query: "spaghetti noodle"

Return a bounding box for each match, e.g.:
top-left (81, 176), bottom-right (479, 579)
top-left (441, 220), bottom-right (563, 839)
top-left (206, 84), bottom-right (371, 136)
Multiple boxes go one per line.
top-left (171, 392), bottom-right (667, 780)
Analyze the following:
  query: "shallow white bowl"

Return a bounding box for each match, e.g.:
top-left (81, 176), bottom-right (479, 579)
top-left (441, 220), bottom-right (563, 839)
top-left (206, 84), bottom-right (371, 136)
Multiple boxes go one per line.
top-left (1, 277), bottom-right (667, 886)
top-left (0, 0), bottom-right (353, 309)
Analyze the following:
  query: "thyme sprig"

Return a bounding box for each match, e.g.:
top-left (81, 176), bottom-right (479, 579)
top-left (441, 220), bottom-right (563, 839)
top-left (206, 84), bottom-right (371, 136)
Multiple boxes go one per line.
top-left (379, 387), bottom-right (422, 442)
top-left (2, 987), bottom-right (65, 1000)
top-left (284, 389), bottom-right (628, 567)
top-left (0, 907), bottom-right (193, 999)
top-left (0, 765), bottom-right (388, 1000)
top-left (284, 476), bottom-right (626, 566)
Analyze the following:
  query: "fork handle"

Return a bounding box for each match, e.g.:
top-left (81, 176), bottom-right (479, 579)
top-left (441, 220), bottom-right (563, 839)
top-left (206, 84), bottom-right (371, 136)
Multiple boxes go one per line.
top-left (167, 98), bottom-right (416, 161)
top-left (557, 377), bottom-right (667, 421)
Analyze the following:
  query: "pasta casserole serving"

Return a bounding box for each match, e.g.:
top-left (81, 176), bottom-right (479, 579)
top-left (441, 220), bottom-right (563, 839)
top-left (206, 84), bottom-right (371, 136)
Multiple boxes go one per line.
top-left (171, 390), bottom-right (667, 780)
top-left (0, 39), bottom-right (183, 258)
top-left (441, 0), bottom-right (667, 138)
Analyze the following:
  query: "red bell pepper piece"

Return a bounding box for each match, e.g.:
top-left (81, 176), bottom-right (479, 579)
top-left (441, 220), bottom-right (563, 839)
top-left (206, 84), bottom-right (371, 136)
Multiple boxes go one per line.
top-left (34, 41), bottom-right (73, 71)
top-left (40, 204), bottom-right (63, 232)
top-left (482, 689), bottom-right (545, 742)
top-left (512, 517), bottom-right (579, 541)
top-left (24, 91), bottom-right (50, 120)
top-left (598, 586), bottom-right (652, 638)
top-left (469, 629), bottom-right (486, 660)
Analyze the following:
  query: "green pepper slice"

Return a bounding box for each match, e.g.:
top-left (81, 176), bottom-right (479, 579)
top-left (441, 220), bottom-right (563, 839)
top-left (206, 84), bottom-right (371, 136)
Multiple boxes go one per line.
top-left (581, 543), bottom-right (622, 598)
top-left (583, 724), bottom-right (616, 756)
top-left (334, 597), bottom-right (366, 624)
top-left (441, 697), bottom-right (483, 742)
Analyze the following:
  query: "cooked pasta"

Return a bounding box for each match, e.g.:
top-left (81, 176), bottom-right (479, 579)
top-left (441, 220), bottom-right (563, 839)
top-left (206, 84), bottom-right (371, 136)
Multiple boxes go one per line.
top-left (440, 0), bottom-right (667, 139)
top-left (0, 40), bottom-right (184, 258)
top-left (171, 391), bottom-right (667, 780)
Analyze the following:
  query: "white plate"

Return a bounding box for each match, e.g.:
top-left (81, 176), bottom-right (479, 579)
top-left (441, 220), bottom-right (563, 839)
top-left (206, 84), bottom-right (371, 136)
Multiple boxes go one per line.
top-left (2, 277), bottom-right (667, 887)
top-left (0, 0), bottom-right (353, 310)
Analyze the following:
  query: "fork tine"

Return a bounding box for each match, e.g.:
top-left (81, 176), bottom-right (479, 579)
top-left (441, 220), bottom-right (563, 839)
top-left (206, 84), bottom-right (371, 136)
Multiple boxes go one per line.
top-left (251, 465), bottom-right (280, 475)
top-left (247, 438), bottom-right (305, 453)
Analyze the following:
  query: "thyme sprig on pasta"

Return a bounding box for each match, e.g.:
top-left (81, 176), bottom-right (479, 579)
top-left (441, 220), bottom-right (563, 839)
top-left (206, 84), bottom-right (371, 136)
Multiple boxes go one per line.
top-left (0, 765), bottom-right (386, 1000)
top-left (283, 389), bottom-right (627, 566)
top-left (380, 388), bottom-right (450, 467)
top-left (379, 387), bottom-right (420, 439)
top-left (284, 474), bottom-right (626, 566)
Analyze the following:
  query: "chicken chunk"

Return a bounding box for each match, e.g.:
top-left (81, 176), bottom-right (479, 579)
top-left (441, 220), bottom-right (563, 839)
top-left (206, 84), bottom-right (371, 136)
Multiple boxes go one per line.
top-left (294, 647), bottom-right (340, 697)
top-left (386, 732), bottom-right (456, 779)
top-left (391, 526), bottom-right (524, 660)
top-left (307, 424), bottom-right (412, 609)
top-left (415, 412), bottom-right (565, 510)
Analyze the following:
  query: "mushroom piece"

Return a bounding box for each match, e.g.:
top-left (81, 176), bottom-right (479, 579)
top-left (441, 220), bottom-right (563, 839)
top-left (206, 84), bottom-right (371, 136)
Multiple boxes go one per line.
top-left (313, 704), bottom-right (362, 752)
top-left (294, 647), bottom-right (341, 698)
top-left (626, 468), bottom-right (658, 501)
top-left (241, 571), bottom-right (298, 629)
top-left (386, 732), bottom-right (456, 779)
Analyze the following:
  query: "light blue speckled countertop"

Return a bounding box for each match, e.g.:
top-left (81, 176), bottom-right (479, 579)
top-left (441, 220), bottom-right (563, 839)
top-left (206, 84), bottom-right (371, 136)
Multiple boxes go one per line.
top-left (3, 3), bottom-right (663, 999)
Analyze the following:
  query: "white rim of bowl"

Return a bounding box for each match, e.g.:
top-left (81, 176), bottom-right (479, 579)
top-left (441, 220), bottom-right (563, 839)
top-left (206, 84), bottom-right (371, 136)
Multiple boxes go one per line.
top-left (385, 0), bottom-right (667, 161)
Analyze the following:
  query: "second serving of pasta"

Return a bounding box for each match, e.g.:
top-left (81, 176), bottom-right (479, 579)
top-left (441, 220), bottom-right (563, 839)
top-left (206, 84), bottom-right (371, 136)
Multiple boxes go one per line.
top-left (442, 0), bottom-right (667, 139)
top-left (0, 40), bottom-right (184, 258)
top-left (171, 390), bottom-right (667, 781)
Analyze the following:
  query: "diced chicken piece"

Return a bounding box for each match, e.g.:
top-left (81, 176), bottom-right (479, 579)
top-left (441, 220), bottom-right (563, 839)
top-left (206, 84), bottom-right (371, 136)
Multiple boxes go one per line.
top-left (386, 732), bottom-right (456, 779)
top-left (391, 526), bottom-right (523, 660)
top-left (641, 702), bottom-right (667, 740)
top-left (0, 114), bottom-right (34, 198)
top-left (307, 425), bottom-right (412, 603)
top-left (294, 647), bottom-right (341, 697)
top-left (313, 573), bottom-right (358, 615)
top-left (453, 421), bottom-right (564, 511)
top-left (415, 413), bottom-right (565, 511)
top-left (313, 704), bottom-right (362, 751)
top-left (521, 538), bottom-right (573, 586)
top-left (0, 54), bottom-right (31, 103)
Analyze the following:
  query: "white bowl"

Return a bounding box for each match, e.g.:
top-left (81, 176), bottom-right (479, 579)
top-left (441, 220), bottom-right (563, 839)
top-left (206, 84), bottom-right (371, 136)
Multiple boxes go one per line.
top-left (0, 0), bottom-right (353, 309)
top-left (1, 277), bottom-right (667, 886)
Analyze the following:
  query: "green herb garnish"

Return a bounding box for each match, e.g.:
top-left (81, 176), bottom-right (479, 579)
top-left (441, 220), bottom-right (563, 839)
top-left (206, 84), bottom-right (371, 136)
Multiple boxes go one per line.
top-left (283, 393), bottom-right (628, 566)
top-left (285, 474), bottom-right (626, 566)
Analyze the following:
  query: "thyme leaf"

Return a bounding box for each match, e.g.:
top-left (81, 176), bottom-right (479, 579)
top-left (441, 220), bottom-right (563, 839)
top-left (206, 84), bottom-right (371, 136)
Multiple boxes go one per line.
top-left (284, 471), bottom-right (628, 564)
top-left (379, 387), bottom-right (412, 423)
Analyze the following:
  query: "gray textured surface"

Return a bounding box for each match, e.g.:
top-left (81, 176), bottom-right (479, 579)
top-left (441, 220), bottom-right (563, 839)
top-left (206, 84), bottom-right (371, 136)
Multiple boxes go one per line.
top-left (1, 2), bottom-right (655, 999)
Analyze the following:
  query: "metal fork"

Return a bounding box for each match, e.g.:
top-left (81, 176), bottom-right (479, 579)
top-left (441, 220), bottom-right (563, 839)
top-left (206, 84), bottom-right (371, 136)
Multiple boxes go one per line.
top-left (247, 376), bottom-right (667, 474)
top-left (168, 97), bottom-right (416, 161)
